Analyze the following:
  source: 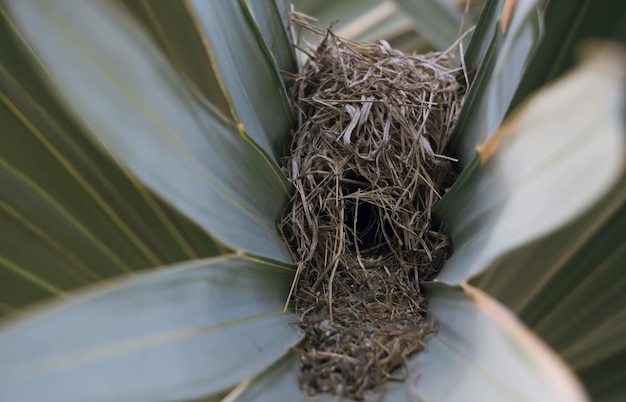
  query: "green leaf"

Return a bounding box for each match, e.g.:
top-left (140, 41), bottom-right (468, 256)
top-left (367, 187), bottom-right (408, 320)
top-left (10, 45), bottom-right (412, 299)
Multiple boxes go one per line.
top-left (0, 255), bottom-right (303, 402)
top-left (0, 7), bottom-right (219, 310)
top-left (186, 0), bottom-right (294, 161)
top-left (350, 12), bottom-right (417, 45)
top-left (246, 0), bottom-right (297, 75)
top-left (291, 0), bottom-right (471, 53)
top-left (291, 0), bottom-right (399, 43)
top-left (451, 0), bottom-right (543, 164)
top-left (122, 0), bottom-right (294, 161)
top-left (409, 283), bottom-right (587, 401)
top-left (231, 352), bottom-right (306, 402)
top-left (438, 43), bottom-right (625, 400)
top-left (474, 192), bottom-right (626, 370)
top-left (393, 0), bottom-right (463, 51)
top-left (5, 0), bottom-right (294, 264)
top-left (292, 0), bottom-right (383, 32)
top-left (436, 43), bottom-right (626, 285)
top-left (578, 349), bottom-right (626, 402)
top-left (119, 0), bottom-right (235, 121)
top-left (463, 0), bottom-right (504, 68)
top-left (509, 0), bottom-right (626, 111)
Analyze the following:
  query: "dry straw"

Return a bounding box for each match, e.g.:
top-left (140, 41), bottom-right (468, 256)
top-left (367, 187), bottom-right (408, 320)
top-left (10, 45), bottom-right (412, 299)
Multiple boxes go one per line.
top-left (280, 17), bottom-right (466, 400)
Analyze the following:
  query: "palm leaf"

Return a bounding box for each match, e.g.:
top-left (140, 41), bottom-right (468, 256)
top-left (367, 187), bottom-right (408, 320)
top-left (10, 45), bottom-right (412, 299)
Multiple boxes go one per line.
top-left (408, 283), bottom-right (586, 401)
top-left (121, 0), bottom-right (295, 161)
top-left (437, 44), bottom-right (625, 284)
top-left (0, 256), bottom-right (302, 402)
top-left (246, 0), bottom-right (297, 74)
top-left (438, 43), bottom-right (626, 400)
top-left (4, 0), bottom-right (293, 264)
top-left (185, 0), bottom-right (294, 160)
top-left (0, 6), bottom-right (219, 310)
top-left (118, 0), bottom-right (234, 121)
top-left (508, 0), bottom-right (626, 110)
top-left (450, 0), bottom-right (543, 164)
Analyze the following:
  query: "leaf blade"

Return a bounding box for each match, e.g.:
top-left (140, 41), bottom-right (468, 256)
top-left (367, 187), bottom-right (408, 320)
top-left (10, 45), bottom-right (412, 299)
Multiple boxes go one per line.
top-left (186, 0), bottom-right (294, 160)
top-left (119, 0), bottom-right (235, 121)
top-left (0, 15), bottom-right (222, 309)
top-left (245, 0), bottom-right (297, 74)
top-left (437, 43), bottom-right (626, 284)
top-left (5, 0), bottom-right (293, 263)
top-left (438, 42), bottom-right (626, 400)
top-left (409, 283), bottom-right (587, 401)
top-left (0, 255), bottom-right (303, 402)
top-left (451, 0), bottom-right (543, 164)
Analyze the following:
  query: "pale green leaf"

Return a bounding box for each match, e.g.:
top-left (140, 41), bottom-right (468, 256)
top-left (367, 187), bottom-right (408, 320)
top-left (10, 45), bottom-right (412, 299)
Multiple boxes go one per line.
top-left (463, 0), bottom-right (503, 68)
top-left (451, 0), bottom-right (543, 164)
top-left (119, 0), bottom-right (234, 120)
top-left (509, 0), bottom-right (626, 111)
top-left (0, 7), bottom-right (219, 309)
top-left (393, 0), bottom-right (463, 50)
top-left (292, 0), bottom-right (397, 43)
top-left (292, 0), bottom-right (382, 33)
top-left (436, 44), bottom-right (626, 285)
top-left (470, 152), bottom-right (626, 401)
top-left (246, 0), bottom-right (297, 74)
top-left (409, 283), bottom-right (587, 401)
top-left (186, 0), bottom-right (294, 161)
top-left (291, 0), bottom-right (471, 53)
top-left (0, 255), bottom-right (303, 402)
top-left (352, 12), bottom-right (417, 45)
top-left (123, 0), bottom-right (294, 161)
top-left (474, 196), bottom-right (626, 370)
top-left (5, 0), bottom-right (293, 263)
top-left (437, 43), bottom-right (626, 400)
top-left (232, 353), bottom-right (309, 402)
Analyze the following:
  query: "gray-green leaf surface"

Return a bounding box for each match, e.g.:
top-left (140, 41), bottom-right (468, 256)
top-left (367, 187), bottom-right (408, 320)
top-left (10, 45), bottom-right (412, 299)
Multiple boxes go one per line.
top-left (0, 256), bottom-right (302, 402)
top-left (5, 0), bottom-right (293, 264)
top-left (451, 0), bottom-right (543, 164)
top-left (246, 0), bottom-right (297, 74)
top-left (0, 6), bottom-right (219, 309)
top-left (437, 44), bottom-right (625, 285)
top-left (409, 283), bottom-right (587, 402)
top-left (438, 43), bottom-right (626, 401)
top-left (187, 0), bottom-right (294, 160)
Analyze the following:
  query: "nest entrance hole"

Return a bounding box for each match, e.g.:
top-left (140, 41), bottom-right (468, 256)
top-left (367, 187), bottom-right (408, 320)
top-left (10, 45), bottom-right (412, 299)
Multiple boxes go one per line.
top-left (342, 176), bottom-right (393, 255)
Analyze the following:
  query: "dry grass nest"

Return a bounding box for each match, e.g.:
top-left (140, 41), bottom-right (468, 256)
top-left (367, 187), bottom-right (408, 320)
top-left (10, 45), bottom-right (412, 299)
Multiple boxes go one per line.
top-left (279, 22), bottom-right (467, 400)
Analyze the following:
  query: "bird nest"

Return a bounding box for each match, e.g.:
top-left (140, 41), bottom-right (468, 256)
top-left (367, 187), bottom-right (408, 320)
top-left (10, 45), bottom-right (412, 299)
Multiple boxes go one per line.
top-left (280, 23), bottom-right (466, 400)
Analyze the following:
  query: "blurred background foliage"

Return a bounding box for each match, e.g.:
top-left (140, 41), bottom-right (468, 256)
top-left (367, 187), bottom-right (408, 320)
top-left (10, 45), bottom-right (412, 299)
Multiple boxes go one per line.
top-left (292, 0), bottom-right (485, 52)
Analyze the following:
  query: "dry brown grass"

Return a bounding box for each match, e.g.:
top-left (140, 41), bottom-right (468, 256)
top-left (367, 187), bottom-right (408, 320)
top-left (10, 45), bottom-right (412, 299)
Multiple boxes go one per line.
top-left (280, 19), bottom-right (466, 400)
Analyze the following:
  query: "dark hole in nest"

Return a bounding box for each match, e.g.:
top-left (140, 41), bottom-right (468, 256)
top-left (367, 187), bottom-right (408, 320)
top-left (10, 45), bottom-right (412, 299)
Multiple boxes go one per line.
top-left (346, 199), bottom-right (391, 253)
top-left (341, 174), bottom-right (393, 255)
top-left (280, 21), bottom-right (466, 401)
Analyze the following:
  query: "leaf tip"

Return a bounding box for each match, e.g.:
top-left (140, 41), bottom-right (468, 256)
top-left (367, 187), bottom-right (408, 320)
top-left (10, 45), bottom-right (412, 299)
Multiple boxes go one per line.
top-left (501, 0), bottom-right (517, 33)
top-left (222, 378), bottom-right (252, 402)
top-left (476, 116), bottom-right (520, 163)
